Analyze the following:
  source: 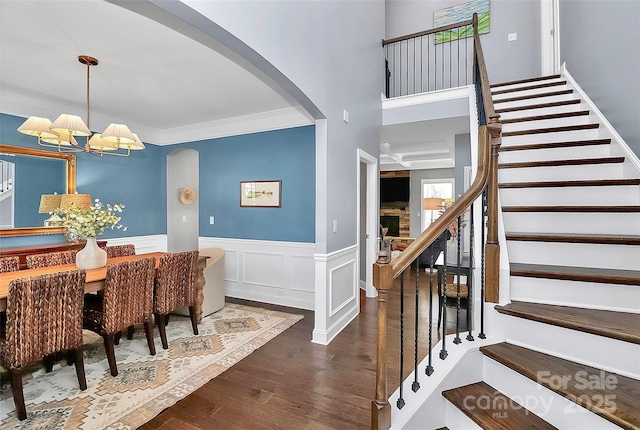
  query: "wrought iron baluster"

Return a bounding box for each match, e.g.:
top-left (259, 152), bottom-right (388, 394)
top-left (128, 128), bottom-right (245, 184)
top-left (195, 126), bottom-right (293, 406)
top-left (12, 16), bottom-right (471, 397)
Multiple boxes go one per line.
top-left (412, 259), bottom-right (420, 392)
top-left (467, 204), bottom-right (475, 342)
top-left (479, 186), bottom-right (488, 339)
top-left (397, 270), bottom-right (405, 409)
top-left (453, 214), bottom-right (462, 345)
top-left (426, 246), bottom-right (435, 376)
top-left (439, 238), bottom-right (448, 360)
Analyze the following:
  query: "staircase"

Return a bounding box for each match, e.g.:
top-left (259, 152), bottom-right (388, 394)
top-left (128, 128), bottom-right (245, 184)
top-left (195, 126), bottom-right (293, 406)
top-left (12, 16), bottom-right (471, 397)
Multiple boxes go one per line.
top-left (441, 74), bottom-right (640, 429)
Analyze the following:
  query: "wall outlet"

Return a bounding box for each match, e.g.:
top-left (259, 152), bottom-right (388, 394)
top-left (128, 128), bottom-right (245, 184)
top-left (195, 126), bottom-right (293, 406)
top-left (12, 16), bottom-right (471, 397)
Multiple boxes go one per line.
top-left (333, 220), bottom-right (338, 232)
top-left (182, 215), bottom-right (187, 222)
top-left (343, 110), bottom-right (349, 123)
top-left (209, 216), bottom-right (215, 225)
top-left (508, 32), bottom-right (517, 41)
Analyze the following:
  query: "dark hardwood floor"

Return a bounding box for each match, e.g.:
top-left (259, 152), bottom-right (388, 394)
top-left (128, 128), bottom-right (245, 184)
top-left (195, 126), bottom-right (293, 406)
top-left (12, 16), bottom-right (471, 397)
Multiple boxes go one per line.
top-left (141, 268), bottom-right (464, 429)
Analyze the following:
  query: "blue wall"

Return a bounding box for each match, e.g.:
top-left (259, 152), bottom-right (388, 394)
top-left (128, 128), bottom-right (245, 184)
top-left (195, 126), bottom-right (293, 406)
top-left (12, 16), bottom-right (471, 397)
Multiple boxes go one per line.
top-left (161, 125), bottom-right (316, 243)
top-left (1, 113), bottom-right (315, 247)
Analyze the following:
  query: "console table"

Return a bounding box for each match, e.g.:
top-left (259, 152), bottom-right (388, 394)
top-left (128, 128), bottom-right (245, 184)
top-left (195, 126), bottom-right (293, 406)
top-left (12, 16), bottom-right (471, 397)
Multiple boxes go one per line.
top-left (0, 241), bottom-right (107, 270)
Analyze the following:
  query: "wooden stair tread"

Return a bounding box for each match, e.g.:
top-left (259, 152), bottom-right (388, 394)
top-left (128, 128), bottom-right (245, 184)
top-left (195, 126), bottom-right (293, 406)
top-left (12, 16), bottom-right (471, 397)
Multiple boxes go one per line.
top-left (495, 99), bottom-right (581, 114)
top-left (494, 301), bottom-right (640, 344)
top-left (492, 80), bottom-right (567, 96)
top-left (480, 342), bottom-right (640, 429)
top-left (499, 178), bottom-right (640, 188)
top-left (510, 262), bottom-right (640, 286)
top-left (493, 89), bottom-right (573, 104)
top-left (502, 205), bottom-right (640, 213)
top-left (506, 232), bottom-right (640, 245)
top-left (442, 381), bottom-right (557, 430)
top-left (502, 123), bottom-right (599, 137)
top-left (499, 156), bottom-right (625, 169)
top-left (491, 75), bottom-right (561, 88)
top-left (499, 138), bottom-right (611, 152)
top-left (501, 110), bottom-right (589, 124)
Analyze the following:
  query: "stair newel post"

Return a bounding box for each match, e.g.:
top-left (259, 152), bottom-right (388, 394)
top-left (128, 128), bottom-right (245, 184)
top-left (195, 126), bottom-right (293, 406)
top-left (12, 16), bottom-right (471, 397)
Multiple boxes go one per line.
top-left (485, 118), bottom-right (502, 303)
top-left (372, 258), bottom-right (393, 430)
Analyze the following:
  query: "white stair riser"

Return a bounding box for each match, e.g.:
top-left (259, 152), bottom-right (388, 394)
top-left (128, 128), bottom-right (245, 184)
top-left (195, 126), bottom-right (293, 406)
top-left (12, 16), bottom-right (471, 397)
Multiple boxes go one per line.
top-left (483, 357), bottom-right (620, 430)
top-left (493, 94), bottom-right (578, 110)
top-left (501, 129), bottom-right (600, 146)
top-left (444, 401), bottom-right (483, 429)
top-left (499, 145), bottom-right (611, 165)
top-left (493, 85), bottom-right (569, 101)
top-left (502, 114), bottom-right (592, 133)
top-left (490, 311), bottom-right (640, 378)
top-left (498, 103), bottom-right (586, 121)
top-left (491, 78), bottom-right (566, 93)
top-left (509, 277), bottom-right (640, 313)
top-left (502, 212), bottom-right (640, 235)
top-left (499, 164), bottom-right (623, 182)
top-left (499, 185), bottom-right (640, 206)
top-left (506, 241), bottom-right (639, 271)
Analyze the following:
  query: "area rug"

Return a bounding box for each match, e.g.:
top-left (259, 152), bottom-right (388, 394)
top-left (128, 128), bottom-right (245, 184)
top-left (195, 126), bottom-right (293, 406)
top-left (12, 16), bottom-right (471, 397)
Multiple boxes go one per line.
top-left (0, 303), bottom-right (303, 429)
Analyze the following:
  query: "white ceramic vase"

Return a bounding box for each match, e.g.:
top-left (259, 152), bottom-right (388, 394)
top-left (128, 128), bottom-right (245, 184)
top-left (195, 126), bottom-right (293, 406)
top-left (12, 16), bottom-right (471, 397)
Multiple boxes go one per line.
top-left (76, 237), bottom-right (107, 269)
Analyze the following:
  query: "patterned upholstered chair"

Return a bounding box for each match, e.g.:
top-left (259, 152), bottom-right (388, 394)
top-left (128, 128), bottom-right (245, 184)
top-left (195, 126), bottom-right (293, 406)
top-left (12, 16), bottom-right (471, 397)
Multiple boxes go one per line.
top-left (105, 244), bottom-right (136, 258)
top-left (0, 270), bottom-right (87, 420)
top-left (83, 257), bottom-right (156, 376)
top-left (25, 250), bottom-right (77, 269)
top-left (0, 256), bottom-right (20, 273)
top-left (153, 250), bottom-right (199, 349)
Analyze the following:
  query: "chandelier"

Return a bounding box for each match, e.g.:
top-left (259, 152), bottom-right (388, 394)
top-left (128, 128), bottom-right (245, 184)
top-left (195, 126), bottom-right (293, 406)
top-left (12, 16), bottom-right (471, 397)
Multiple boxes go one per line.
top-left (17, 55), bottom-right (144, 157)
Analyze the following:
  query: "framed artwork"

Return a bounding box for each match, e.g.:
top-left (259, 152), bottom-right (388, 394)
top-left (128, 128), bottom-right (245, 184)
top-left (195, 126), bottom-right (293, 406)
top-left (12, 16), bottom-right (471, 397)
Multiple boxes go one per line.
top-left (434, 0), bottom-right (490, 44)
top-left (240, 180), bottom-right (282, 208)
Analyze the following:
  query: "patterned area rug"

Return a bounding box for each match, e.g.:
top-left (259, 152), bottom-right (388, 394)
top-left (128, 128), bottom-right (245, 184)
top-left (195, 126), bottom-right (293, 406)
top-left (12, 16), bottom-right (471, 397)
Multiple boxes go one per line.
top-left (0, 303), bottom-right (303, 429)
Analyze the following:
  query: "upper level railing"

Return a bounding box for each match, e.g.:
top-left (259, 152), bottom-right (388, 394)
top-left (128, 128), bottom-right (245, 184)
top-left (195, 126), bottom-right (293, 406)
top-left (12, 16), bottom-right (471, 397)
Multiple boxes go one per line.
top-left (384, 18), bottom-right (475, 98)
top-left (372, 14), bottom-right (502, 429)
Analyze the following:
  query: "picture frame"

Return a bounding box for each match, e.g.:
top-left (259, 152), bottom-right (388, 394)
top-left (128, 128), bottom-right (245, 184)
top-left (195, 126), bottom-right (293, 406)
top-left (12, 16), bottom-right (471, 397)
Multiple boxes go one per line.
top-left (240, 180), bottom-right (282, 208)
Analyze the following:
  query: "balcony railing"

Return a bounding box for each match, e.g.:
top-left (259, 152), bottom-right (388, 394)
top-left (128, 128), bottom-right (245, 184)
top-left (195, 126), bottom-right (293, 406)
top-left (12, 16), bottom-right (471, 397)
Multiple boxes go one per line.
top-left (384, 18), bottom-right (475, 98)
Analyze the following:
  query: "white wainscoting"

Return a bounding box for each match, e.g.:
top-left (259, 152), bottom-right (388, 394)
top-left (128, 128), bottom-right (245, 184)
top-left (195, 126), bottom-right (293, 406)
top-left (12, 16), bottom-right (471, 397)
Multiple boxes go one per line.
top-left (103, 234), bottom-right (167, 253)
top-left (199, 237), bottom-right (315, 311)
top-left (312, 244), bottom-right (360, 345)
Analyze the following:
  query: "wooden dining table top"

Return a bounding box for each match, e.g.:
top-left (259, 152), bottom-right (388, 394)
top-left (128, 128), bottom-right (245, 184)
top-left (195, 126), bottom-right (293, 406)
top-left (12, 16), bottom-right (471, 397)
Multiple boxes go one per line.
top-left (0, 252), bottom-right (210, 312)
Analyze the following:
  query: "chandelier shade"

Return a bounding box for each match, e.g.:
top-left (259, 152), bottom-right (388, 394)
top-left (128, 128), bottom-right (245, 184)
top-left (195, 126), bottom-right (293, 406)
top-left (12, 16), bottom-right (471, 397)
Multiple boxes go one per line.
top-left (50, 114), bottom-right (91, 136)
top-left (16, 55), bottom-right (143, 157)
top-left (17, 116), bottom-right (58, 139)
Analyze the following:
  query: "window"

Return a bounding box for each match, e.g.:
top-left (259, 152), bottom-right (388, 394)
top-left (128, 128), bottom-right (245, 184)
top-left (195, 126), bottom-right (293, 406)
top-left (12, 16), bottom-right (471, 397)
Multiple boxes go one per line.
top-left (421, 179), bottom-right (454, 231)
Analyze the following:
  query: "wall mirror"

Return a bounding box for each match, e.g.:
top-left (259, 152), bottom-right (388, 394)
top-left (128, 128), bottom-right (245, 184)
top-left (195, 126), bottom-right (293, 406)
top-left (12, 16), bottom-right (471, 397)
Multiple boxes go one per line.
top-left (0, 144), bottom-right (76, 237)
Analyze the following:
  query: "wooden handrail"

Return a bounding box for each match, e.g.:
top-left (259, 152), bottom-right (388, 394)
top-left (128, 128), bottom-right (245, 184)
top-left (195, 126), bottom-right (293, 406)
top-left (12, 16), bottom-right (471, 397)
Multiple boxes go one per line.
top-left (382, 18), bottom-right (473, 46)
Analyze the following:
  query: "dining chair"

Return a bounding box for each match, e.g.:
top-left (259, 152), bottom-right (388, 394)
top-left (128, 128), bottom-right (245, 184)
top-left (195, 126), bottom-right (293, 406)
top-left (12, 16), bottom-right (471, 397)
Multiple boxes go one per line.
top-left (83, 257), bottom-right (156, 376)
top-left (0, 256), bottom-right (20, 273)
top-left (25, 250), bottom-right (77, 269)
top-left (105, 244), bottom-right (136, 258)
top-left (153, 250), bottom-right (199, 349)
top-left (0, 269), bottom-right (87, 421)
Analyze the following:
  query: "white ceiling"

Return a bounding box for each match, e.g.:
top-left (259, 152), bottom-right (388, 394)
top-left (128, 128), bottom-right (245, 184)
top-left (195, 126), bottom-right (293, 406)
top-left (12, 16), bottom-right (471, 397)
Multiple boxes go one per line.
top-left (1, 0), bottom-right (465, 167)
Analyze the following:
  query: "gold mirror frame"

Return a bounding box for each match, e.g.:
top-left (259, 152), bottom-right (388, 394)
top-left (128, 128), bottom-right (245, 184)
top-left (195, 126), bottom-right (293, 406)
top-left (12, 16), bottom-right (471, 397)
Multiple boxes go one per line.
top-left (0, 144), bottom-right (76, 237)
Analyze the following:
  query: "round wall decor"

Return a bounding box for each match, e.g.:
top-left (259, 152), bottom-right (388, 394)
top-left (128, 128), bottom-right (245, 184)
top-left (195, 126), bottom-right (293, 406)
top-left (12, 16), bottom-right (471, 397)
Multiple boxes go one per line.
top-left (179, 187), bottom-right (196, 205)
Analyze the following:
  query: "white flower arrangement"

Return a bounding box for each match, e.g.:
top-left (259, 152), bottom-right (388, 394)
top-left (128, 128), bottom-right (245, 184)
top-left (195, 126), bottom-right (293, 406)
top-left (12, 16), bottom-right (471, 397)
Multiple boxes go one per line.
top-left (62, 199), bottom-right (127, 239)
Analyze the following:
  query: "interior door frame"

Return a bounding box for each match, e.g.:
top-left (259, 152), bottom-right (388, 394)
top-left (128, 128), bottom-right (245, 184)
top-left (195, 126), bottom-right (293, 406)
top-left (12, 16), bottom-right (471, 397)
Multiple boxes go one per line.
top-left (357, 149), bottom-right (378, 298)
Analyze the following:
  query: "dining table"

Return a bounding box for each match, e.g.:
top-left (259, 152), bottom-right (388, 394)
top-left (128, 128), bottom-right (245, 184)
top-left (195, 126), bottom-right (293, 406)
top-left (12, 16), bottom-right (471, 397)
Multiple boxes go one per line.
top-left (0, 252), bottom-right (210, 323)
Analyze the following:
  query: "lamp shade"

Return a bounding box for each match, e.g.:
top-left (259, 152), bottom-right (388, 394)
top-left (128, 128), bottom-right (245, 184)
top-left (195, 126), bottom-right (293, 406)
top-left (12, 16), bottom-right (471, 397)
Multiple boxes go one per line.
top-left (127, 133), bottom-right (145, 150)
top-left (88, 133), bottom-right (118, 151)
top-left (423, 197), bottom-right (443, 210)
top-left (59, 194), bottom-right (92, 211)
top-left (17, 116), bottom-right (58, 139)
top-left (50, 114), bottom-right (91, 136)
top-left (38, 194), bottom-right (62, 213)
top-left (101, 123), bottom-right (136, 145)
